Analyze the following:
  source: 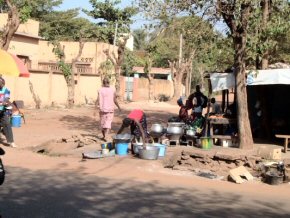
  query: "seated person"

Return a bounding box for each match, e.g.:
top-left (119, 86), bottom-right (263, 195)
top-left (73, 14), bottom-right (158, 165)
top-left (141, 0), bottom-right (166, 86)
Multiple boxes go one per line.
top-left (209, 98), bottom-right (222, 115)
top-left (117, 109), bottom-right (149, 153)
top-left (187, 111), bottom-right (205, 137)
top-left (177, 98), bottom-right (189, 123)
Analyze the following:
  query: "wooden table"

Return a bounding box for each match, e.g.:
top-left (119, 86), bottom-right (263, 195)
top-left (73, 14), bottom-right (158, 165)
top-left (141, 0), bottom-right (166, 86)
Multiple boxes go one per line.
top-left (208, 117), bottom-right (237, 140)
top-left (275, 134), bottom-right (290, 153)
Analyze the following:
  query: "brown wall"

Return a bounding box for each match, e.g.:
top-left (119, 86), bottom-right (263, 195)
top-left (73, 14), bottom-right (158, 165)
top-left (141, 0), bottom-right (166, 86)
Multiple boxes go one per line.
top-left (134, 78), bottom-right (174, 101)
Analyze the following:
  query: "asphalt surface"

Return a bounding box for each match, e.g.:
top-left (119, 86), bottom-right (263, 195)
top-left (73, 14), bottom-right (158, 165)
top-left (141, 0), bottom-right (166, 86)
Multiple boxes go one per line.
top-left (1, 165), bottom-right (290, 218)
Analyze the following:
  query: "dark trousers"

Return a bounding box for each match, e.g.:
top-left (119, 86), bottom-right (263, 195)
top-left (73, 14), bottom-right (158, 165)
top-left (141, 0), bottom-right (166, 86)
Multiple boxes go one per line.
top-left (0, 112), bottom-right (14, 143)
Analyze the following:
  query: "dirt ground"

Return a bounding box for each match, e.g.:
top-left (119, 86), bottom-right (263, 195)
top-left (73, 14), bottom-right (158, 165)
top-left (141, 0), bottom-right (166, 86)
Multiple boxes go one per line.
top-left (1, 101), bottom-right (290, 217)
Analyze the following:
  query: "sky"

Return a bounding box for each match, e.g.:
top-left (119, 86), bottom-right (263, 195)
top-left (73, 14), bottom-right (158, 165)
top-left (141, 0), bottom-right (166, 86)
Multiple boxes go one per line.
top-left (58, 0), bottom-right (145, 30)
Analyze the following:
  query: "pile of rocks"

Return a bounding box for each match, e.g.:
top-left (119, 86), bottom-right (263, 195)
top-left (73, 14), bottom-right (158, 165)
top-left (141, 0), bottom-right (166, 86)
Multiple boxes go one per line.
top-left (163, 148), bottom-right (262, 179)
top-left (56, 134), bottom-right (99, 148)
top-left (32, 134), bottom-right (101, 157)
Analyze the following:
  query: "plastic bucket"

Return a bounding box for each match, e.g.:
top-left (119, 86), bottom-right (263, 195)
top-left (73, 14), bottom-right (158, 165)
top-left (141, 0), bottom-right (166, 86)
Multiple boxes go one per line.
top-left (115, 143), bottom-right (129, 156)
top-left (200, 137), bottom-right (213, 149)
top-left (11, 115), bottom-right (21, 127)
top-left (101, 142), bottom-right (113, 150)
top-left (153, 143), bottom-right (167, 157)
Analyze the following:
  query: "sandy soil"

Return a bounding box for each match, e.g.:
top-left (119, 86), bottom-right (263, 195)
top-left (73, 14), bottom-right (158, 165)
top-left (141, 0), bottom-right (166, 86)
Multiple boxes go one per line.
top-left (1, 101), bottom-right (290, 217)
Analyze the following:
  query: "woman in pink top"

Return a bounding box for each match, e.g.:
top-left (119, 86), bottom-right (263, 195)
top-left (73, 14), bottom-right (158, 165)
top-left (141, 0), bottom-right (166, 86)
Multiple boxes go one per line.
top-left (95, 77), bottom-right (120, 141)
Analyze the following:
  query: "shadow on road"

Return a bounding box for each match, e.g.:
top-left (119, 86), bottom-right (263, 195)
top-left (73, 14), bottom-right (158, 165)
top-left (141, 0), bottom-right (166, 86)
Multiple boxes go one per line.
top-left (1, 166), bottom-right (289, 218)
top-left (59, 109), bottom-right (177, 133)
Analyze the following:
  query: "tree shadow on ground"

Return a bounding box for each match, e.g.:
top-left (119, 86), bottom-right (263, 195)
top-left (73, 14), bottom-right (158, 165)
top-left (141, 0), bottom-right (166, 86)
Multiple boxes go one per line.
top-left (1, 166), bottom-right (289, 218)
top-left (59, 109), bottom-right (178, 134)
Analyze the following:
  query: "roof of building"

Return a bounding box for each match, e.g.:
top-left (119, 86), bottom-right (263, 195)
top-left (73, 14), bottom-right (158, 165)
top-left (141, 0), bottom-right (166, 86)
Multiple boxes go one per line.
top-left (133, 66), bottom-right (171, 75)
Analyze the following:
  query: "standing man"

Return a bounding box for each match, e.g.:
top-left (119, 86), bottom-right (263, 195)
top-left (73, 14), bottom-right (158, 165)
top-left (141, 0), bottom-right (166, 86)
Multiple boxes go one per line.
top-left (187, 85), bottom-right (208, 116)
top-left (0, 77), bottom-right (16, 148)
top-left (95, 77), bottom-right (121, 142)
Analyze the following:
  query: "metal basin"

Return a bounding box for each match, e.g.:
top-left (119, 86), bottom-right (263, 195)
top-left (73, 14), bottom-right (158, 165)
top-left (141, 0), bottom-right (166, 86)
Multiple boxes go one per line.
top-left (132, 142), bottom-right (143, 154)
top-left (167, 122), bottom-right (185, 127)
top-left (138, 145), bottom-right (160, 160)
top-left (167, 126), bottom-right (183, 135)
top-left (113, 134), bottom-right (132, 143)
top-left (150, 124), bottom-right (164, 133)
top-left (186, 129), bottom-right (195, 136)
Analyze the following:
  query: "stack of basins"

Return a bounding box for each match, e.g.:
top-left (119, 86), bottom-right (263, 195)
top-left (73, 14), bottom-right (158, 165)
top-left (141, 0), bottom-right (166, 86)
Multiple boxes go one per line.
top-left (133, 124), bottom-right (167, 159)
top-left (113, 134), bottom-right (132, 156)
top-left (166, 122), bottom-right (185, 143)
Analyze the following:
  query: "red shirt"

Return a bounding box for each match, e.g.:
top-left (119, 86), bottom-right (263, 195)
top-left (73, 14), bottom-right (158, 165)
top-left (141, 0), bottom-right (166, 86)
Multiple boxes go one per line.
top-left (128, 109), bottom-right (144, 122)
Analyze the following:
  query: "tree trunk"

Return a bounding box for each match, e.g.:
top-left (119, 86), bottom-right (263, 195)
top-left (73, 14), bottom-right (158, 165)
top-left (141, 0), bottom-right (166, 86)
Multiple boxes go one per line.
top-left (68, 40), bottom-right (84, 108)
top-left (115, 65), bottom-right (121, 99)
top-left (67, 77), bottom-right (75, 108)
top-left (261, 0), bottom-right (270, 69)
top-left (0, 0), bottom-right (20, 50)
top-left (148, 76), bottom-right (154, 101)
top-left (173, 69), bottom-right (183, 100)
top-left (234, 33), bottom-right (253, 149)
top-left (219, 1), bottom-right (254, 149)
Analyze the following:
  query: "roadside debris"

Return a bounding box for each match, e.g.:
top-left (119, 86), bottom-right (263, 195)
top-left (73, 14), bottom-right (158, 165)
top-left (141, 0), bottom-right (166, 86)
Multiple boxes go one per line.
top-left (229, 166), bottom-right (254, 184)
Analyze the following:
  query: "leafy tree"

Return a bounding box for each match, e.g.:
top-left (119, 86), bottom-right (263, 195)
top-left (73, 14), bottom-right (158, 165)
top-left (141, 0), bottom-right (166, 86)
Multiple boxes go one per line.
top-left (138, 0), bottom-right (285, 149)
top-left (133, 29), bottom-right (148, 50)
top-left (122, 49), bottom-right (145, 76)
top-left (246, 0), bottom-right (290, 69)
top-left (0, 0), bottom-right (62, 50)
top-left (86, 0), bottom-right (138, 100)
top-left (38, 9), bottom-right (102, 41)
top-left (84, 0), bottom-right (138, 44)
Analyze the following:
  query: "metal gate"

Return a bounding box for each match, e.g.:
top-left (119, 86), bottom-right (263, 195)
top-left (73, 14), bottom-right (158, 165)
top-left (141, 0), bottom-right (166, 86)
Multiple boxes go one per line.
top-left (124, 77), bottom-right (134, 101)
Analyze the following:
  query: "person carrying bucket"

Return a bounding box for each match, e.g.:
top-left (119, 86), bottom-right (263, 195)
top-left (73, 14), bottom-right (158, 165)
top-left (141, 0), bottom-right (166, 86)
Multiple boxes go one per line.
top-left (0, 76), bottom-right (16, 148)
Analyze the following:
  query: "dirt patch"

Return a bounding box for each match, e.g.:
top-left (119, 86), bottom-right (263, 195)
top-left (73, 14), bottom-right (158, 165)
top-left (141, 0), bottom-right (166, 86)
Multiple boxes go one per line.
top-left (31, 134), bottom-right (104, 157)
top-left (163, 146), bottom-right (263, 180)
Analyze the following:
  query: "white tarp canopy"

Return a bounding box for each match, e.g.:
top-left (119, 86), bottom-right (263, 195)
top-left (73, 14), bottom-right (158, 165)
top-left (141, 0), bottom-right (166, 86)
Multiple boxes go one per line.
top-left (210, 69), bottom-right (290, 92)
top-left (210, 73), bottom-right (235, 92)
top-left (246, 69), bottom-right (290, 85)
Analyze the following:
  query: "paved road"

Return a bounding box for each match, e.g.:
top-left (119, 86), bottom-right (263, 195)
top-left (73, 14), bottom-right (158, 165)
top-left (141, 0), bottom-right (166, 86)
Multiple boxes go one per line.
top-left (1, 165), bottom-right (290, 218)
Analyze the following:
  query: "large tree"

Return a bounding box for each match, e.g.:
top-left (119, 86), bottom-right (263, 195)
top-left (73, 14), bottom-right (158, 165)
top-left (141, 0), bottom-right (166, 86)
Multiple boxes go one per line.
top-left (0, 0), bottom-right (62, 50)
top-left (84, 0), bottom-right (138, 44)
top-left (86, 0), bottom-right (138, 99)
top-left (138, 0), bottom-right (288, 149)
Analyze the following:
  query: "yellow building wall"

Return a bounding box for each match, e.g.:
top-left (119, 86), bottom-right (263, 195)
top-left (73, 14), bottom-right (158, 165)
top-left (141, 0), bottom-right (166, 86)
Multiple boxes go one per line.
top-left (38, 41), bottom-right (118, 74)
top-left (8, 35), bottom-right (39, 69)
top-left (3, 71), bottom-right (102, 108)
top-left (0, 14), bottom-right (39, 37)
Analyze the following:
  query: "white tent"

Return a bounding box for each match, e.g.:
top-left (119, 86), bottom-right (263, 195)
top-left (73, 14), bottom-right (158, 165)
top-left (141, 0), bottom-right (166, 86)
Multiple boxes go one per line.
top-left (210, 69), bottom-right (290, 92)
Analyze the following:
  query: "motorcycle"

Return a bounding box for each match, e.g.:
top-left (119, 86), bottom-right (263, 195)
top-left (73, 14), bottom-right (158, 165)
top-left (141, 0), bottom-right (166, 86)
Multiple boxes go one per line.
top-left (0, 147), bottom-right (5, 185)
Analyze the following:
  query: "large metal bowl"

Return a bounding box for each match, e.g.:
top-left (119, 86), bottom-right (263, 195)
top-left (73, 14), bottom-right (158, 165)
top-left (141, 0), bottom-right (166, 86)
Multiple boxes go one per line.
top-left (138, 146), bottom-right (160, 160)
top-left (186, 129), bottom-right (195, 136)
top-left (113, 133), bottom-right (132, 143)
top-left (150, 124), bottom-right (164, 133)
top-left (167, 122), bottom-right (185, 127)
top-left (167, 126), bottom-right (183, 135)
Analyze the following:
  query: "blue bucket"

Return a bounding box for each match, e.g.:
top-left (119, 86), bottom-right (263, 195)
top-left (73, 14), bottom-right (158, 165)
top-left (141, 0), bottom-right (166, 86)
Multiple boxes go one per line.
top-left (154, 143), bottom-right (167, 157)
top-left (115, 143), bottom-right (129, 156)
top-left (11, 115), bottom-right (21, 127)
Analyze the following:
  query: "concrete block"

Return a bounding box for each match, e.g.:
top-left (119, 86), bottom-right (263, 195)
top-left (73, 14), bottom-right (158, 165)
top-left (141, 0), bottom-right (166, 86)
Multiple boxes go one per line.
top-left (229, 166), bottom-right (254, 184)
top-left (257, 146), bottom-right (282, 160)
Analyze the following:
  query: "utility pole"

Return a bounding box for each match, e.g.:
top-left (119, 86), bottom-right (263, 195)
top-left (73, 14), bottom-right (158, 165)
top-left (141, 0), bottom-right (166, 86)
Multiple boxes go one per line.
top-left (113, 22), bottom-right (118, 46)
